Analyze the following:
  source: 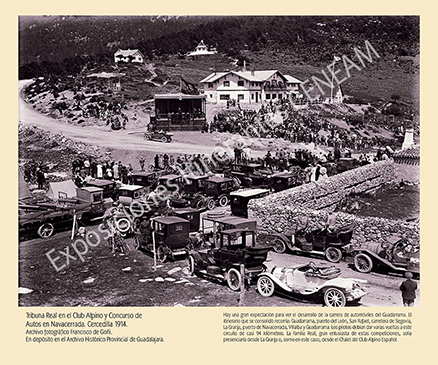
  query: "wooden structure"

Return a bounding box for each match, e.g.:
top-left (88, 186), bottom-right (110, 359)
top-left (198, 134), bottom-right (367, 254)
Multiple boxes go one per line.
top-left (152, 93), bottom-right (207, 131)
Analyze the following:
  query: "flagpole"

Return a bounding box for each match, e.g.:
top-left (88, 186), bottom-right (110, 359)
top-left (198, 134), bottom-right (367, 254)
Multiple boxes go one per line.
top-left (331, 56), bottom-right (335, 103)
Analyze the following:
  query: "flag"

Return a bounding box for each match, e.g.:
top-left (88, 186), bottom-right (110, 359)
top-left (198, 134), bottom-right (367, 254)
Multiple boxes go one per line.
top-left (334, 55), bottom-right (341, 61)
top-left (180, 77), bottom-right (199, 95)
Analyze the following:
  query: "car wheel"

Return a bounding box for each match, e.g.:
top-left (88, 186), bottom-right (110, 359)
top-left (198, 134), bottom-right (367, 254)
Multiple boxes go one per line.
top-left (354, 253), bottom-right (373, 273)
top-left (195, 197), bottom-right (206, 210)
top-left (245, 177), bottom-right (253, 187)
top-left (324, 288), bottom-right (346, 307)
top-left (156, 246), bottom-right (167, 263)
top-left (188, 255), bottom-right (197, 276)
top-left (325, 246), bottom-right (342, 263)
top-left (227, 268), bottom-right (242, 291)
top-left (206, 198), bottom-right (216, 210)
top-left (37, 223), bottom-right (54, 238)
top-left (160, 136), bottom-right (168, 143)
top-left (257, 276), bottom-right (275, 297)
top-left (272, 238), bottom-right (287, 254)
top-left (218, 195), bottom-right (229, 207)
top-left (148, 164), bottom-right (155, 172)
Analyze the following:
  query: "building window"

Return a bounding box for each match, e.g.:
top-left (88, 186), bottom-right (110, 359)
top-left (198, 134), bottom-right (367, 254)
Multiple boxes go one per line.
top-left (266, 94), bottom-right (270, 100)
top-left (208, 83), bottom-right (213, 88)
top-left (272, 94), bottom-right (277, 99)
top-left (238, 80), bottom-right (244, 87)
top-left (278, 94), bottom-right (282, 99)
top-left (220, 94), bottom-right (230, 100)
top-left (238, 94), bottom-right (244, 100)
top-left (223, 81), bottom-right (230, 87)
top-left (210, 94), bottom-right (213, 98)
top-left (251, 94), bottom-right (254, 100)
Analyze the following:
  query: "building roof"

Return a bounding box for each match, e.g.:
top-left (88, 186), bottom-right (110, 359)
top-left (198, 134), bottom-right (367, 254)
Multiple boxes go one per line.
top-left (200, 70), bottom-right (291, 84)
top-left (153, 216), bottom-right (189, 225)
top-left (154, 93), bottom-right (206, 100)
top-left (284, 75), bottom-right (303, 84)
top-left (393, 146), bottom-right (420, 160)
top-left (114, 49), bottom-right (144, 57)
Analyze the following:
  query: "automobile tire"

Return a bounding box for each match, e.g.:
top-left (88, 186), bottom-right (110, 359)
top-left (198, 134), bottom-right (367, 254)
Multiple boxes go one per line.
top-left (324, 287), bottom-right (346, 307)
top-left (227, 268), bottom-right (242, 291)
top-left (245, 177), bottom-right (253, 187)
top-left (195, 197), bottom-right (206, 210)
top-left (188, 255), bottom-right (197, 276)
top-left (272, 238), bottom-right (287, 254)
top-left (157, 245), bottom-right (167, 263)
top-left (257, 276), bottom-right (275, 297)
top-left (354, 253), bottom-right (373, 273)
top-left (206, 198), bottom-right (216, 210)
top-left (218, 195), bottom-right (229, 207)
top-left (160, 136), bottom-right (168, 143)
top-left (325, 246), bottom-right (343, 263)
top-left (148, 164), bottom-right (155, 172)
top-left (37, 223), bottom-right (54, 238)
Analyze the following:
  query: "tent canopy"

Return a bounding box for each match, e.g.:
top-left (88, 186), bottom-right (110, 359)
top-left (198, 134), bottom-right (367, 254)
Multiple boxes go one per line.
top-left (46, 180), bottom-right (77, 200)
top-left (19, 168), bottom-right (31, 200)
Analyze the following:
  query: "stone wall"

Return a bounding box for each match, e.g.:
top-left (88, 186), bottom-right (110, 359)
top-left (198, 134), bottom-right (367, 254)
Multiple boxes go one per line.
top-left (248, 160), bottom-right (419, 245)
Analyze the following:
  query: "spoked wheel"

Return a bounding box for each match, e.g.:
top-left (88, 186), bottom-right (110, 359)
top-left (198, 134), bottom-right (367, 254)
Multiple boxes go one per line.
top-left (195, 197), bottom-right (206, 210)
top-left (354, 253), bottom-right (373, 273)
top-left (206, 198), bottom-right (216, 210)
top-left (218, 195), bottom-right (229, 207)
top-left (257, 276), bottom-right (275, 297)
top-left (188, 255), bottom-right (197, 276)
top-left (244, 177), bottom-right (253, 187)
top-left (148, 164), bottom-right (155, 172)
top-left (324, 288), bottom-right (346, 307)
top-left (325, 246), bottom-right (343, 263)
top-left (144, 133), bottom-right (151, 140)
top-left (272, 238), bottom-right (287, 254)
top-left (227, 268), bottom-right (242, 291)
top-left (157, 245), bottom-right (168, 263)
top-left (160, 136), bottom-right (168, 143)
top-left (37, 223), bottom-right (54, 238)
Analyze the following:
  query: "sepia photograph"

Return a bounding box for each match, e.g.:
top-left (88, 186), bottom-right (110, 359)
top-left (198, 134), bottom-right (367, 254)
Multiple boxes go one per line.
top-left (18, 15), bottom-right (420, 308)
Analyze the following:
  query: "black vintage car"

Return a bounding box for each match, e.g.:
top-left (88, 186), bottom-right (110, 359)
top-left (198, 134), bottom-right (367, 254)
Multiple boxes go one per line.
top-left (271, 221), bottom-right (355, 263)
top-left (230, 163), bottom-right (273, 188)
top-left (132, 172), bottom-right (157, 192)
top-left (136, 216), bottom-right (192, 262)
top-left (230, 188), bottom-right (270, 218)
top-left (271, 171), bottom-right (298, 192)
top-left (170, 207), bottom-right (201, 232)
top-left (203, 176), bottom-right (236, 210)
top-left (86, 179), bottom-right (117, 200)
top-left (144, 130), bottom-right (173, 143)
top-left (180, 174), bottom-right (212, 209)
top-left (188, 228), bottom-right (271, 290)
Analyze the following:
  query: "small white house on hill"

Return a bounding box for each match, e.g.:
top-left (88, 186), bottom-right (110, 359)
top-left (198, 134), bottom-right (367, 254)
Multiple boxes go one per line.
top-left (114, 49), bottom-right (144, 63)
top-left (187, 40), bottom-right (217, 57)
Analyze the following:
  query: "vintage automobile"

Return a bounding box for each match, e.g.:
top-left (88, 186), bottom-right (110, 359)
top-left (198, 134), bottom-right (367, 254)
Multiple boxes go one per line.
top-left (144, 130), bottom-right (173, 143)
top-left (200, 211), bottom-right (258, 247)
top-left (229, 163), bottom-right (273, 188)
top-left (271, 220), bottom-right (355, 263)
top-left (271, 171), bottom-right (298, 192)
top-left (187, 228), bottom-right (271, 290)
top-left (256, 261), bottom-right (367, 307)
top-left (132, 171), bottom-right (157, 192)
top-left (157, 174), bottom-right (184, 194)
top-left (19, 186), bottom-right (108, 240)
top-left (345, 235), bottom-right (420, 277)
top-left (117, 185), bottom-right (147, 206)
top-left (203, 176), bottom-right (236, 210)
top-left (86, 179), bottom-right (117, 200)
top-left (135, 216), bottom-right (192, 262)
top-left (170, 207), bottom-right (201, 232)
top-left (229, 188), bottom-right (270, 218)
top-left (179, 174), bottom-right (212, 209)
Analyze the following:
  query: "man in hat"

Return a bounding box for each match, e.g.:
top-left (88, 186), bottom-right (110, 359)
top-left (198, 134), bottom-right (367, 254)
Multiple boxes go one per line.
top-left (399, 271), bottom-right (417, 307)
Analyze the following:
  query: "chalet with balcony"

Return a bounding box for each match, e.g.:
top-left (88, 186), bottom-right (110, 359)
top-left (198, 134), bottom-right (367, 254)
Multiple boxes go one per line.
top-left (199, 70), bottom-right (302, 104)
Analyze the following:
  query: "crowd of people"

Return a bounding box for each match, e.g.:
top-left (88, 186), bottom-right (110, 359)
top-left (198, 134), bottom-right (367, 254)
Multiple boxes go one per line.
top-left (209, 99), bottom-right (395, 153)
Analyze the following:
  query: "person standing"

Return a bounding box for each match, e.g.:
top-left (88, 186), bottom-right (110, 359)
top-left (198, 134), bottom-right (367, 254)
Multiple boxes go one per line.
top-left (139, 157), bottom-right (145, 171)
top-left (36, 168), bottom-right (45, 190)
top-left (399, 272), bottom-right (417, 307)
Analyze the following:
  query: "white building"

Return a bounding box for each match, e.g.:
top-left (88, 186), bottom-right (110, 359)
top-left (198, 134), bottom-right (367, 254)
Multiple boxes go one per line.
top-left (114, 49), bottom-right (144, 63)
top-left (187, 40), bottom-right (217, 57)
top-left (199, 70), bottom-right (302, 104)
